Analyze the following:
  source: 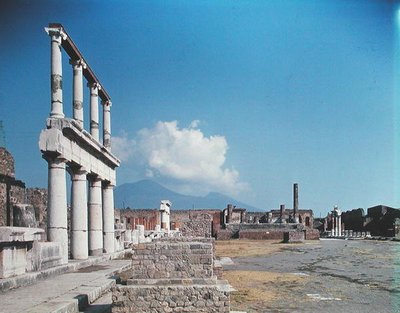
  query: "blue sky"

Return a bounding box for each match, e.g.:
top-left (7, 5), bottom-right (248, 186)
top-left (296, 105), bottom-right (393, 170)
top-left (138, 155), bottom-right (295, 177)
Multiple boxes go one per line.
top-left (0, 0), bottom-right (397, 215)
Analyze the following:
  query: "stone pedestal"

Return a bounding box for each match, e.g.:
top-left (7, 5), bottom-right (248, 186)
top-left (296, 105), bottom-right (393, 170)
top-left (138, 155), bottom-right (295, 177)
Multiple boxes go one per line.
top-left (0, 227), bottom-right (45, 278)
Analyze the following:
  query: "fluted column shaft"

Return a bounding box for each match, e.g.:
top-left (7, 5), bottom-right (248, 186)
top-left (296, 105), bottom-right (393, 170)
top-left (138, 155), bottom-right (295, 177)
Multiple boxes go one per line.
top-left (102, 183), bottom-right (115, 253)
top-left (88, 176), bottom-right (103, 255)
top-left (71, 168), bottom-right (88, 259)
top-left (47, 157), bottom-right (68, 264)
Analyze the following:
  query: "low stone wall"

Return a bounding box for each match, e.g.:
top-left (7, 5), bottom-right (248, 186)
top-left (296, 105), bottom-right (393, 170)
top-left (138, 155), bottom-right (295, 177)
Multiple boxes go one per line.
top-left (239, 229), bottom-right (288, 240)
top-left (112, 284), bottom-right (230, 313)
top-left (283, 231), bottom-right (305, 243)
top-left (305, 229), bottom-right (320, 240)
top-left (130, 241), bottom-right (213, 279)
top-left (215, 229), bottom-right (235, 240)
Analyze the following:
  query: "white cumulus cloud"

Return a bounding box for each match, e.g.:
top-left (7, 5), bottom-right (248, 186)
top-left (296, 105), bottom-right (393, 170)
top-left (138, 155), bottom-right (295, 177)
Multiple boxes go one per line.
top-left (112, 121), bottom-right (248, 196)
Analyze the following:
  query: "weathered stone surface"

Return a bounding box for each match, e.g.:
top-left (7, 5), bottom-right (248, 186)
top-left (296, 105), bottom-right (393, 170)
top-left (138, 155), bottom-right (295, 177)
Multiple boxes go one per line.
top-left (0, 148), bottom-right (15, 177)
top-left (0, 245), bottom-right (27, 278)
top-left (180, 212), bottom-right (213, 238)
top-left (26, 188), bottom-right (48, 230)
top-left (283, 231), bottom-right (305, 243)
top-left (13, 204), bottom-right (38, 227)
top-left (112, 284), bottom-right (230, 313)
top-left (129, 241), bottom-right (214, 279)
top-left (0, 227), bottom-right (45, 278)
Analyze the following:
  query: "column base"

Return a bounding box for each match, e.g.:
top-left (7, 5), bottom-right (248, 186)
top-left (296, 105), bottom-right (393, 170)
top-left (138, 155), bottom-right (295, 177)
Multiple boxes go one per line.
top-left (71, 230), bottom-right (88, 260)
top-left (48, 227), bottom-right (68, 264)
top-left (103, 232), bottom-right (115, 254)
top-left (89, 248), bottom-right (103, 256)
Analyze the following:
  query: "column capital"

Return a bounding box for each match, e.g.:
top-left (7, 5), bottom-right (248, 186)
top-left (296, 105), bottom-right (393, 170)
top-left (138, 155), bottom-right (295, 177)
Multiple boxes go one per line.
top-left (43, 154), bottom-right (67, 166)
top-left (102, 180), bottom-right (115, 188)
top-left (44, 27), bottom-right (67, 40)
top-left (88, 174), bottom-right (102, 183)
top-left (69, 58), bottom-right (87, 69)
top-left (87, 82), bottom-right (102, 90)
top-left (102, 100), bottom-right (112, 107)
top-left (67, 164), bottom-right (88, 176)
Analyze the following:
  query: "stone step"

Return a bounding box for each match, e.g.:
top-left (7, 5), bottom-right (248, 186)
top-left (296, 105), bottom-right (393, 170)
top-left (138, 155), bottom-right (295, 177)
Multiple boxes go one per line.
top-left (21, 279), bottom-right (114, 313)
top-left (81, 292), bottom-right (112, 313)
top-left (24, 300), bottom-right (79, 313)
top-left (0, 259), bottom-right (131, 313)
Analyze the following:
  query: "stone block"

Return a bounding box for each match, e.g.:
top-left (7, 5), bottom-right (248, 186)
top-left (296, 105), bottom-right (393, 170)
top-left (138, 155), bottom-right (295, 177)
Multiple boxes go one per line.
top-left (27, 241), bottom-right (63, 271)
top-left (0, 244), bottom-right (27, 278)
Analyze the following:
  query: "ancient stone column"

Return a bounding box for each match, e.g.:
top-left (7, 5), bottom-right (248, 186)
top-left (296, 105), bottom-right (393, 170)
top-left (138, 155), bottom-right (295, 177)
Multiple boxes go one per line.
top-left (45, 27), bottom-right (66, 118)
top-left (47, 156), bottom-right (68, 264)
top-left (70, 59), bottom-right (86, 128)
top-left (89, 83), bottom-right (101, 142)
top-left (88, 175), bottom-right (103, 255)
top-left (331, 214), bottom-right (335, 236)
top-left (160, 200), bottom-right (171, 231)
top-left (338, 214), bottom-right (342, 236)
top-left (335, 216), bottom-right (339, 236)
top-left (70, 167), bottom-right (88, 259)
top-left (293, 183), bottom-right (299, 223)
top-left (102, 182), bottom-right (115, 254)
top-left (280, 204), bottom-right (286, 224)
top-left (102, 100), bottom-right (112, 149)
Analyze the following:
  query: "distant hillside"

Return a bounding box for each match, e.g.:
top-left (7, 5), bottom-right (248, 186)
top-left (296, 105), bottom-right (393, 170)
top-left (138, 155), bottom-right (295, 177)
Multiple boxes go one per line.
top-left (114, 179), bottom-right (260, 211)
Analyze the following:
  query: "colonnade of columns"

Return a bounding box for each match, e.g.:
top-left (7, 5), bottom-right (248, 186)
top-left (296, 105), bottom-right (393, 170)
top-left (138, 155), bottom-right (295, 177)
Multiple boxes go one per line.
top-left (331, 206), bottom-right (342, 237)
top-left (47, 27), bottom-right (112, 148)
top-left (44, 25), bottom-right (116, 263)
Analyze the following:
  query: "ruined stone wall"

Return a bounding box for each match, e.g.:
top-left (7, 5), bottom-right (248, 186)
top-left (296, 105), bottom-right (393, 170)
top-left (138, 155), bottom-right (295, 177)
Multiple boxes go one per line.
top-left (0, 178), bottom-right (25, 226)
top-left (0, 182), bottom-right (7, 226)
top-left (246, 211), bottom-right (267, 223)
top-left (230, 210), bottom-right (243, 224)
top-left (112, 284), bottom-right (230, 313)
top-left (171, 210), bottom-right (221, 237)
top-left (131, 241), bottom-right (213, 279)
top-left (215, 229), bottom-right (233, 240)
top-left (239, 229), bottom-right (288, 240)
top-left (0, 148), bottom-right (15, 177)
top-left (341, 208), bottom-right (365, 232)
top-left (283, 231), bottom-right (305, 243)
top-left (119, 209), bottom-right (160, 230)
top-left (304, 229), bottom-right (320, 240)
top-left (26, 188), bottom-right (47, 229)
top-left (216, 223), bottom-right (314, 240)
top-left (9, 184), bottom-right (25, 205)
top-left (180, 212), bottom-right (213, 238)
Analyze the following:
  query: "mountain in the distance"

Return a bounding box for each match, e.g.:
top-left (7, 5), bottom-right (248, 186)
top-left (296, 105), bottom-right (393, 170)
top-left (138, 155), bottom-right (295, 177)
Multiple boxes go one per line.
top-left (114, 179), bottom-right (261, 211)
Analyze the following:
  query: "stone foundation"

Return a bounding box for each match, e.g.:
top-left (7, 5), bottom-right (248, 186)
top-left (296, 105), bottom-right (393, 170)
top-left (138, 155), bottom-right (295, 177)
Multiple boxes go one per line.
top-left (112, 283), bottom-right (230, 313)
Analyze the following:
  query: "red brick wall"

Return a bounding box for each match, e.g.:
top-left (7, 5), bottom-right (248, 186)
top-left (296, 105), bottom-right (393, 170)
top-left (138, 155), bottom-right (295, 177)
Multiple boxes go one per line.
top-left (239, 229), bottom-right (286, 240)
top-left (305, 229), bottom-right (320, 240)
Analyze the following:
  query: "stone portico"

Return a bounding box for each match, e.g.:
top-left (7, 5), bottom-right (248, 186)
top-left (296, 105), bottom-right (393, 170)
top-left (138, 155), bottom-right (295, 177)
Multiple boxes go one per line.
top-left (39, 23), bottom-right (120, 263)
